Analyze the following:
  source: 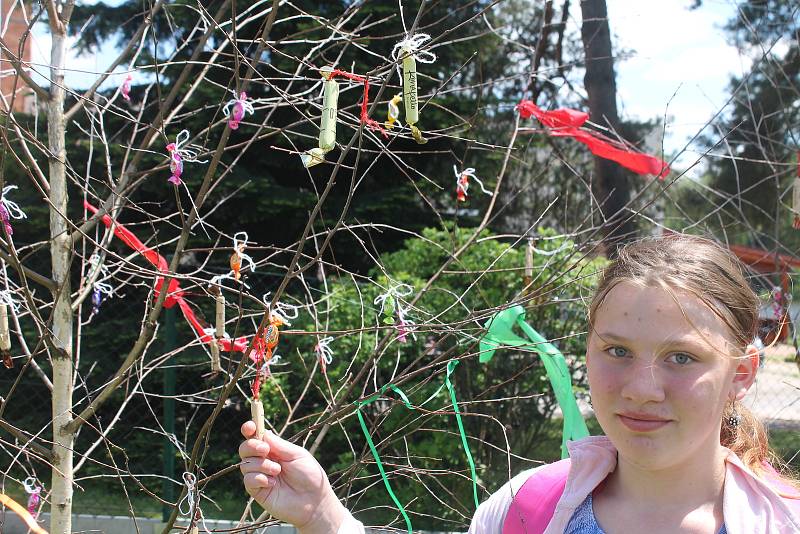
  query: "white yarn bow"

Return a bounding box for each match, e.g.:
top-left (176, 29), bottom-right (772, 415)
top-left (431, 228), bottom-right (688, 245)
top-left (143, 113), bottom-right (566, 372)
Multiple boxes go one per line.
top-left (454, 166), bottom-right (493, 197)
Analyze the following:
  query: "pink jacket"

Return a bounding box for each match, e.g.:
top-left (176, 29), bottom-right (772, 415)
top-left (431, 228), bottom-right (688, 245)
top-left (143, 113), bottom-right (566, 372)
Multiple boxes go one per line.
top-left (469, 436), bottom-right (800, 534)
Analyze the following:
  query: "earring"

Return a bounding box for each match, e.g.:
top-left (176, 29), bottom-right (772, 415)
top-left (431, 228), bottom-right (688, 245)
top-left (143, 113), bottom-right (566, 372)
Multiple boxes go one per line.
top-left (727, 402), bottom-right (741, 428)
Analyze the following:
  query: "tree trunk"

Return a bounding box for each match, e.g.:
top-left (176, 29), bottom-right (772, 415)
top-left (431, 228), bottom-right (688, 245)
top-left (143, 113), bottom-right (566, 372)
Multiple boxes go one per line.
top-left (47, 17), bottom-right (75, 534)
top-left (580, 0), bottom-right (636, 251)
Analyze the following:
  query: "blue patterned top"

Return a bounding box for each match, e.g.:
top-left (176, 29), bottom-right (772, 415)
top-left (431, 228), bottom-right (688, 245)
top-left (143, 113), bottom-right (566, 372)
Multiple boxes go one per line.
top-left (565, 494), bottom-right (727, 533)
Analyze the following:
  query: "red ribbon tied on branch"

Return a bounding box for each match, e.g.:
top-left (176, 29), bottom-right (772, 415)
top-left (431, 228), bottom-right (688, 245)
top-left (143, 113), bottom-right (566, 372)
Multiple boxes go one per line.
top-left (84, 201), bottom-right (249, 352)
top-left (516, 100), bottom-right (670, 179)
top-left (328, 69), bottom-right (388, 138)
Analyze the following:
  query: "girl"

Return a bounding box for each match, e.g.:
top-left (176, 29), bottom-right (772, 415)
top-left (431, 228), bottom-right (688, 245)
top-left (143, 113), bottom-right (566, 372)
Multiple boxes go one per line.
top-left (239, 235), bottom-right (800, 533)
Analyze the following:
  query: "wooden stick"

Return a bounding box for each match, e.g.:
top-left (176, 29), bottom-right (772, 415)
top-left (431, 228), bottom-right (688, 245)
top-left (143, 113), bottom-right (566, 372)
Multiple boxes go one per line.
top-left (251, 400), bottom-right (265, 439)
top-left (214, 293), bottom-right (225, 338)
top-left (0, 493), bottom-right (48, 534)
top-left (209, 341), bottom-right (221, 373)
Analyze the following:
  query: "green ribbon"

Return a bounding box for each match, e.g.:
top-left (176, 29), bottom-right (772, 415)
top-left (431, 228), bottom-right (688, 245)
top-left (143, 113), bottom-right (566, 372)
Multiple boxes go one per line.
top-left (479, 305), bottom-right (589, 458)
top-left (355, 362), bottom-right (481, 534)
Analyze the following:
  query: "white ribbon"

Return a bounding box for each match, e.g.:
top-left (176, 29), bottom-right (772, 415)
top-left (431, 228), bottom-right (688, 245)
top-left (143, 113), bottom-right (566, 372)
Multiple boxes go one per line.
top-left (1, 186), bottom-right (27, 221)
top-left (262, 293), bottom-right (300, 326)
top-left (169, 130), bottom-right (208, 164)
top-left (315, 336), bottom-right (334, 366)
top-left (454, 166), bottom-right (493, 197)
top-left (391, 33), bottom-right (437, 64)
top-left (222, 90), bottom-right (256, 119)
top-left (373, 282), bottom-right (414, 315)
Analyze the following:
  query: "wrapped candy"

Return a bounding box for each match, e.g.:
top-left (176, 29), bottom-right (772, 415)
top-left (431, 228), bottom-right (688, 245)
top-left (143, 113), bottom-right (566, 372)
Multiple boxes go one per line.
top-left (392, 34), bottom-right (436, 144)
top-left (0, 185), bottom-right (27, 236)
top-left (250, 300), bottom-right (298, 438)
top-left (454, 166), bottom-right (492, 202)
top-left (229, 232), bottom-right (255, 283)
top-left (385, 93), bottom-right (403, 129)
top-left (23, 477), bottom-right (41, 519)
top-left (315, 336), bottom-right (334, 374)
top-left (374, 282), bottom-right (414, 340)
top-left (222, 90), bottom-right (254, 130)
top-left (302, 66), bottom-right (339, 168)
top-left (121, 73), bottom-right (133, 102)
top-left (165, 130), bottom-right (207, 186)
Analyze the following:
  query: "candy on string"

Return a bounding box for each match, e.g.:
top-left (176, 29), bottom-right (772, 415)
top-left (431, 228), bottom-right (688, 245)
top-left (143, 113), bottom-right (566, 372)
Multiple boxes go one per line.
top-left (385, 93), bottom-right (403, 129)
top-left (395, 305), bottom-right (416, 343)
top-left (0, 185), bottom-right (27, 236)
top-left (302, 66), bottom-right (388, 167)
top-left (165, 130), bottom-right (207, 186)
top-left (314, 336), bottom-right (334, 374)
top-left (374, 282), bottom-right (413, 326)
top-left (516, 99), bottom-right (670, 178)
top-left (250, 296), bottom-right (299, 438)
top-left (229, 232), bottom-right (256, 283)
top-left (0, 492), bottom-right (47, 534)
top-left (87, 254), bottom-right (114, 318)
top-left (453, 166), bottom-right (492, 203)
top-left (222, 90), bottom-right (254, 130)
top-left (0, 290), bottom-right (19, 369)
top-left (302, 66), bottom-right (339, 168)
top-left (793, 151), bottom-right (800, 229)
top-left (23, 477), bottom-right (41, 520)
top-left (479, 305), bottom-right (589, 458)
top-left (392, 34), bottom-right (436, 145)
top-left (120, 73), bottom-right (133, 102)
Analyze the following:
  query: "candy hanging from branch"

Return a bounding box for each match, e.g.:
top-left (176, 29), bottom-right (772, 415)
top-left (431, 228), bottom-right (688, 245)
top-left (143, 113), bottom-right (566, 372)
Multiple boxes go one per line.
top-left (315, 336), bottom-right (334, 374)
top-left (516, 100), bottom-right (670, 178)
top-left (302, 67), bottom-right (339, 168)
top-left (87, 254), bottom-right (114, 318)
top-left (0, 185), bottom-right (27, 236)
top-left (302, 66), bottom-right (388, 167)
top-left (385, 93), bottom-right (402, 129)
top-left (165, 130), bottom-right (207, 186)
top-left (0, 290), bottom-right (19, 369)
top-left (250, 297), bottom-right (299, 438)
top-left (374, 282), bottom-right (414, 343)
top-left (120, 73), bottom-right (133, 102)
top-left (454, 166), bottom-right (493, 203)
top-left (222, 90), bottom-right (254, 130)
top-left (23, 477), bottom-right (41, 520)
top-left (392, 34), bottom-right (436, 144)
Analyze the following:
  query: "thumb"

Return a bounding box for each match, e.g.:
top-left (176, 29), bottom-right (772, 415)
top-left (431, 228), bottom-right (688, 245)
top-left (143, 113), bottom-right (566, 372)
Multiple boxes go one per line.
top-left (263, 430), bottom-right (310, 462)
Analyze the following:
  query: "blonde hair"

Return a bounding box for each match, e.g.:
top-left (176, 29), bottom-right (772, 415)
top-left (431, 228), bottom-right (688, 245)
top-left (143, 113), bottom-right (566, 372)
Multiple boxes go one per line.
top-left (587, 234), bottom-right (799, 494)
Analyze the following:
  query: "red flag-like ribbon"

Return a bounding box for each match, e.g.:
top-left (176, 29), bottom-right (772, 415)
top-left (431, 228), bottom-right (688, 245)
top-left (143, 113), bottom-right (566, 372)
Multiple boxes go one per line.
top-left (517, 100), bottom-right (670, 178)
top-left (84, 201), bottom-right (250, 352)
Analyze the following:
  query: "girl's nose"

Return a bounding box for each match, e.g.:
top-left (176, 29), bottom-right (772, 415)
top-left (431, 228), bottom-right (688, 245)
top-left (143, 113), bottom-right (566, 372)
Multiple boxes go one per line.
top-left (619, 359), bottom-right (666, 403)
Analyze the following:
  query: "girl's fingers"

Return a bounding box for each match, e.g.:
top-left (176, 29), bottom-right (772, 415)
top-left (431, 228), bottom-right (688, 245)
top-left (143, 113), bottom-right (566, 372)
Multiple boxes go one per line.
top-left (240, 420), bottom-right (257, 439)
top-left (262, 430), bottom-right (309, 461)
top-left (239, 456), bottom-right (282, 477)
top-left (238, 438), bottom-right (270, 461)
top-left (242, 472), bottom-right (275, 495)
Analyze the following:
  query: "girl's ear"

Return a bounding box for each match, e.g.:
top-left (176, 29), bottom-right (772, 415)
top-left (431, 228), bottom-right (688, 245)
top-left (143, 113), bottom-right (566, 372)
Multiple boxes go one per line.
top-left (730, 344), bottom-right (759, 401)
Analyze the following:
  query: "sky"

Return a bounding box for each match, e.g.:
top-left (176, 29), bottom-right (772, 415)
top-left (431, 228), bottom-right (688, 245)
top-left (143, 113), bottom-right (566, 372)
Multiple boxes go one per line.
top-left (24, 0), bottom-right (748, 172)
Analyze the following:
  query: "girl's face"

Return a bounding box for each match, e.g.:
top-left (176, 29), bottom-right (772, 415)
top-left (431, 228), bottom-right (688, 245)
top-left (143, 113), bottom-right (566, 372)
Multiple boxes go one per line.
top-left (586, 282), bottom-right (756, 471)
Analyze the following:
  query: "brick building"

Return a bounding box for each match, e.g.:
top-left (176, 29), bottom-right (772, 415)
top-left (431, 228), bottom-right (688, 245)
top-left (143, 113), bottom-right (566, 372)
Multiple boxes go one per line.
top-left (1, 1), bottom-right (35, 114)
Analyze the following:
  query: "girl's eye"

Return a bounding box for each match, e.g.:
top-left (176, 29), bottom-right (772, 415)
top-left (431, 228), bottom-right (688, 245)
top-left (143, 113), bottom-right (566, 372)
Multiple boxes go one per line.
top-left (607, 346), bottom-right (628, 358)
top-left (669, 352), bottom-right (694, 365)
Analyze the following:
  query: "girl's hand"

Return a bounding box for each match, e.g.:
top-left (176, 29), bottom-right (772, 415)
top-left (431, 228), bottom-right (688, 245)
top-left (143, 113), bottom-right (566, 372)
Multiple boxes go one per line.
top-left (239, 421), bottom-right (346, 534)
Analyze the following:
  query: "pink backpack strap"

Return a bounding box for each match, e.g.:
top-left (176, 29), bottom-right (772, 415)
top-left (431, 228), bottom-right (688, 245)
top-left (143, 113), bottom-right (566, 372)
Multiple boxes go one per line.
top-left (502, 459), bottom-right (571, 534)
